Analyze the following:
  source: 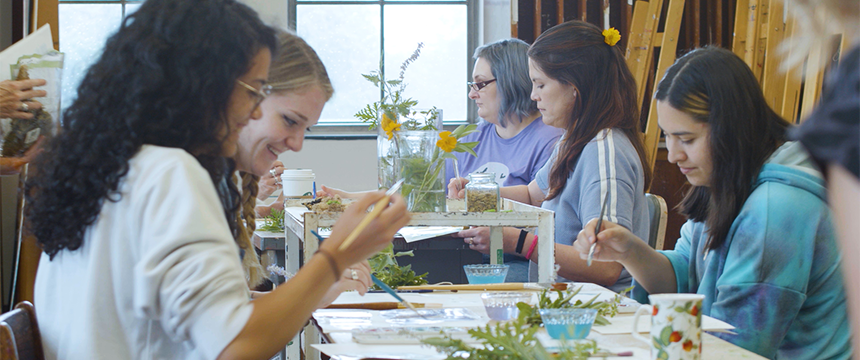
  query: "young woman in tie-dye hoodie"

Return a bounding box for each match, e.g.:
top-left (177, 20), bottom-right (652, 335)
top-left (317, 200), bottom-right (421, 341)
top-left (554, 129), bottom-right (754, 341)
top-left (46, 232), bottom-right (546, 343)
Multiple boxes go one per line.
top-left (574, 46), bottom-right (852, 359)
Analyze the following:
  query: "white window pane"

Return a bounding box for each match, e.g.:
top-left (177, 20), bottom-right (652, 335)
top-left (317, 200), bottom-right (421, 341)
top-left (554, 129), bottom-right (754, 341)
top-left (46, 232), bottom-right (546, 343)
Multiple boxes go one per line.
top-left (125, 3), bottom-right (142, 15)
top-left (297, 5), bottom-right (381, 124)
top-left (59, 4), bottom-right (123, 110)
top-left (384, 5), bottom-right (468, 122)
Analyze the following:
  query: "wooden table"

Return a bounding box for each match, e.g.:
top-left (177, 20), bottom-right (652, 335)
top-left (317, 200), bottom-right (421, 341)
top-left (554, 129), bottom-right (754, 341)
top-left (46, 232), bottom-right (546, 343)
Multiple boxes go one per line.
top-left (284, 199), bottom-right (557, 360)
top-left (310, 283), bottom-right (767, 360)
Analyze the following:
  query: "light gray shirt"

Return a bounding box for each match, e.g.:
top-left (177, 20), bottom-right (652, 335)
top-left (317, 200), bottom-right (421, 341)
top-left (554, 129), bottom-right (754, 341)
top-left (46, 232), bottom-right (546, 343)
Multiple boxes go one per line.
top-left (530, 129), bottom-right (650, 293)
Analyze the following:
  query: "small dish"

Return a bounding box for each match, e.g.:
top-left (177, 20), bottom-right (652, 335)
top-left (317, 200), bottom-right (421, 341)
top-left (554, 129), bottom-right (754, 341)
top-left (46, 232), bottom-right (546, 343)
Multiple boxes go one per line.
top-left (463, 264), bottom-right (509, 284)
top-left (480, 292), bottom-right (532, 321)
top-left (539, 308), bottom-right (598, 340)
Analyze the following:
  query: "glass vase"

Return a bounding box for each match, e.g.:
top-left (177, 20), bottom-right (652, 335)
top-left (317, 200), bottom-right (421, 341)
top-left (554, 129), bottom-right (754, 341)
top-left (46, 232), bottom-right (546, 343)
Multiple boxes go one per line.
top-left (392, 130), bottom-right (446, 212)
top-left (376, 109), bottom-right (442, 190)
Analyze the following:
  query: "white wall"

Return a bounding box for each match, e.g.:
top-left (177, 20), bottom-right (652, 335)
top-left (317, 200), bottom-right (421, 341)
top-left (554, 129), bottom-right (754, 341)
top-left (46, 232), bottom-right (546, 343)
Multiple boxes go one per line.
top-left (253, 0), bottom-right (513, 191)
top-left (241, 0), bottom-right (290, 29)
top-left (278, 139), bottom-right (379, 191)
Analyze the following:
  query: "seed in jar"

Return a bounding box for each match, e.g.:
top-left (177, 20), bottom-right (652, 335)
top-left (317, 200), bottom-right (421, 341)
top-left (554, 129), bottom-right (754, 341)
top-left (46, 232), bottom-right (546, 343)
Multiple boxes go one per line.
top-left (466, 191), bottom-right (498, 212)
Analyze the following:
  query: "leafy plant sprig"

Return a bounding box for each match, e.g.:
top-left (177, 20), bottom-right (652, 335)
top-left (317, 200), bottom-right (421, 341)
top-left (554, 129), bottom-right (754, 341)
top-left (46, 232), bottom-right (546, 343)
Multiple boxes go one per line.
top-left (355, 43), bottom-right (438, 131)
top-left (422, 312), bottom-right (601, 359)
top-left (368, 244), bottom-right (428, 289)
top-left (258, 208), bottom-right (285, 232)
top-left (516, 286), bottom-right (633, 327)
top-left (401, 123), bottom-right (480, 210)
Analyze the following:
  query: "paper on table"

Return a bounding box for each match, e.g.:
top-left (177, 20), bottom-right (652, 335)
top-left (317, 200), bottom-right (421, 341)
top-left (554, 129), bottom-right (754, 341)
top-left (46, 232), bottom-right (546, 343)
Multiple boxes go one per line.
top-left (592, 314), bottom-right (735, 335)
top-left (312, 343), bottom-right (448, 360)
top-left (398, 226), bottom-right (462, 243)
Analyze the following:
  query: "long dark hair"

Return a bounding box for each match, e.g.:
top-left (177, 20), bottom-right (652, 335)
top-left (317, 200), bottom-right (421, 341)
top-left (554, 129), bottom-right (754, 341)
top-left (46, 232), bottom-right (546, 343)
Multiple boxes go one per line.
top-left (26, 0), bottom-right (276, 259)
top-left (528, 21), bottom-right (651, 200)
top-left (655, 46), bottom-right (790, 250)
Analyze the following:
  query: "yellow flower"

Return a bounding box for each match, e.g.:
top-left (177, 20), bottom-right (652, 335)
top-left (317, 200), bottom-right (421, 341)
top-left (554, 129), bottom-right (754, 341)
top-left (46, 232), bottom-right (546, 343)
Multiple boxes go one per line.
top-left (436, 131), bottom-right (457, 152)
top-left (382, 113), bottom-right (401, 140)
top-left (602, 27), bottom-right (621, 46)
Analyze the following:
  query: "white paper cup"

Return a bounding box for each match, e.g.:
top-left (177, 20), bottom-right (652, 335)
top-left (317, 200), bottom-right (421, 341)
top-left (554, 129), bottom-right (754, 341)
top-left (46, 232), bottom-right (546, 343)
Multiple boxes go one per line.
top-left (281, 169), bottom-right (315, 198)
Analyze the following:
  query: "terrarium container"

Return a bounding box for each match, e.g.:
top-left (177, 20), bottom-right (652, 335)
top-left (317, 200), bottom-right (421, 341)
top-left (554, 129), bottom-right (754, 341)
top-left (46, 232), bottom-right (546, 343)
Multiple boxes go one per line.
top-left (465, 173), bottom-right (499, 212)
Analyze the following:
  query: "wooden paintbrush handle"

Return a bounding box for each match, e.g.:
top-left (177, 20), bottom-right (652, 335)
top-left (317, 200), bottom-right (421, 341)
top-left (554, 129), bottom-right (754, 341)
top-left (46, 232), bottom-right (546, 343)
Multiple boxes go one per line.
top-left (324, 302), bottom-right (400, 310)
top-left (398, 283), bottom-right (527, 291)
top-left (337, 195), bottom-right (391, 251)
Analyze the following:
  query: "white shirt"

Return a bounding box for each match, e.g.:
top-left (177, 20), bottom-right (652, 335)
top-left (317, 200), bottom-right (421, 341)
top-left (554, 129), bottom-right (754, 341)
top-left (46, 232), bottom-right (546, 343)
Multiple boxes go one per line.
top-left (34, 146), bottom-right (254, 360)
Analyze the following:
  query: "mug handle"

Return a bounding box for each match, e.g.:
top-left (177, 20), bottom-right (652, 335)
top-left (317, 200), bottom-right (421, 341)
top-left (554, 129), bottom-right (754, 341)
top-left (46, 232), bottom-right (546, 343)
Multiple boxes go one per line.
top-left (631, 304), bottom-right (652, 344)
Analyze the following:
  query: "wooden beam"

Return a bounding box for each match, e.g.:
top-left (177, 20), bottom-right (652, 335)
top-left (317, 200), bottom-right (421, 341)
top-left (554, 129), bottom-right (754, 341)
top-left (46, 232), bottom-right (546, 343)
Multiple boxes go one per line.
top-left (34, 0), bottom-right (58, 49)
top-left (800, 43), bottom-right (824, 121)
top-left (644, 0), bottom-right (685, 170)
top-left (557, 0), bottom-right (564, 24)
top-left (625, 1), bottom-right (651, 105)
top-left (840, 32), bottom-right (854, 60)
top-left (691, 0), bottom-right (701, 48)
top-left (535, 0), bottom-right (543, 39)
top-left (761, 0), bottom-right (785, 111)
top-left (580, 0), bottom-right (588, 22)
top-left (731, 0), bottom-right (749, 57)
top-left (780, 14), bottom-right (803, 123)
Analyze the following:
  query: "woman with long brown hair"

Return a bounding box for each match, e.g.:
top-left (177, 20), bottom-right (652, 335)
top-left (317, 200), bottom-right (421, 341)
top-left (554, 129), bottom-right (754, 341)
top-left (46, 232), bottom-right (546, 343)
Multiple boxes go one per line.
top-left (452, 20), bottom-right (652, 292)
top-left (575, 46), bottom-right (851, 359)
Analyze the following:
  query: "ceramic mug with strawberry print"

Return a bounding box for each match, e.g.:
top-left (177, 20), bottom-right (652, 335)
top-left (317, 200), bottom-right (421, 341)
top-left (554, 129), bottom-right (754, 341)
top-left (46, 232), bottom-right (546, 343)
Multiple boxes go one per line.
top-left (632, 294), bottom-right (705, 360)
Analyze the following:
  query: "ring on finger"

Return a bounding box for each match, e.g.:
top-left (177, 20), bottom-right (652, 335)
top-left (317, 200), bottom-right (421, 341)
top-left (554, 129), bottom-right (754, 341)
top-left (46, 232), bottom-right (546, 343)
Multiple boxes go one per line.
top-left (468, 238), bottom-right (473, 245)
top-left (20, 102), bottom-right (29, 111)
top-left (350, 269), bottom-right (359, 281)
top-left (269, 168), bottom-right (277, 177)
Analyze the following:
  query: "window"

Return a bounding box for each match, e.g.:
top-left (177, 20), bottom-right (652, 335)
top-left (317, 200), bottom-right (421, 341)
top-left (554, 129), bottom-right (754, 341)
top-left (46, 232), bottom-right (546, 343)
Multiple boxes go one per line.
top-left (292, 0), bottom-right (477, 128)
top-left (58, 1), bottom-right (141, 109)
top-left (57, 0), bottom-right (477, 128)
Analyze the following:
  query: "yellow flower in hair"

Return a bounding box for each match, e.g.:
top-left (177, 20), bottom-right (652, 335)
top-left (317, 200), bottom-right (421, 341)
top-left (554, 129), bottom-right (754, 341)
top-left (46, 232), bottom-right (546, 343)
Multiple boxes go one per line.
top-left (436, 131), bottom-right (457, 153)
top-left (381, 113), bottom-right (401, 140)
top-left (602, 27), bottom-right (621, 46)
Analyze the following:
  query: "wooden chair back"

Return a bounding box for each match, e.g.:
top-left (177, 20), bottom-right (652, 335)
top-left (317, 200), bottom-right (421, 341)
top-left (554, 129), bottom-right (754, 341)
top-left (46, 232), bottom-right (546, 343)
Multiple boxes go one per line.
top-left (645, 193), bottom-right (668, 250)
top-left (0, 301), bottom-right (44, 360)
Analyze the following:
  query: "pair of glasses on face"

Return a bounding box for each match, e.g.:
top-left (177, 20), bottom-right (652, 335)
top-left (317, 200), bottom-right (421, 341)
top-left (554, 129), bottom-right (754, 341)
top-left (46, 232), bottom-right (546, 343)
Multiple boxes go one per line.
top-left (236, 79), bottom-right (273, 113)
top-left (467, 78), bottom-right (496, 92)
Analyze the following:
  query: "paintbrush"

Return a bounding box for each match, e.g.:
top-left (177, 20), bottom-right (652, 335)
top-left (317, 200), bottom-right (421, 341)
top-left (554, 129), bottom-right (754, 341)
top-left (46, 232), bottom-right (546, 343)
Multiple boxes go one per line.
top-left (587, 191), bottom-right (611, 266)
top-left (324, 302), bottom-right (442, 310)
top-left (370, 276), bottom-right (427, 318)
top-left (337, 178), bottom-right (405, 251)
top-left (309, 225), bottom-right (425, 318)
top-left (452, 158), bottom-right (462, 195)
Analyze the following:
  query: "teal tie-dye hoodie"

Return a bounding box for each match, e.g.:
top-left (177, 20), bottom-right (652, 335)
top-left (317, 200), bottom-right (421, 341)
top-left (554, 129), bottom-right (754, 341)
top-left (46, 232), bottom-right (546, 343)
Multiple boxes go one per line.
top-left (634, 142), bottom-right (852, 359)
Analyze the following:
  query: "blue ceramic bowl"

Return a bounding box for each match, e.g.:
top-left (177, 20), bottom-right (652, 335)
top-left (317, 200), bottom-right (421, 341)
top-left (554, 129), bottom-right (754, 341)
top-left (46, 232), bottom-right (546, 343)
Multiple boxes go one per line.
top-left (463, 264), bottom-right (509, 284)
top-left (539, 308), bottom-right (598, 340)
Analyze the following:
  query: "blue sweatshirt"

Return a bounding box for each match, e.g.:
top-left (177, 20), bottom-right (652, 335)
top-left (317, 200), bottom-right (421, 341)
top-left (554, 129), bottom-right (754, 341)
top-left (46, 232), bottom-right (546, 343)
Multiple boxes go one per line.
top-left (636, 142), bottom-right (852, 359)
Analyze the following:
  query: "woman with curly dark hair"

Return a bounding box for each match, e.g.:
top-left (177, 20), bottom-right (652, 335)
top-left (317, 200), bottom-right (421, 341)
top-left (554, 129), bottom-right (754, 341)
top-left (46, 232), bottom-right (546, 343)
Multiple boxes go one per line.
top-left (26, 1), bottom-right (409, 359)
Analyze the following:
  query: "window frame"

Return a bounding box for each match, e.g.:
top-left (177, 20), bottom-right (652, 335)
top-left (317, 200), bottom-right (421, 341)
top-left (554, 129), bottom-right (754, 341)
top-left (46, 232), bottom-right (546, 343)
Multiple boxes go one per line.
top-left (288, 0), bottom-right (479, 137)
top-left (57, 0), bottom-right (478, 138)
top-left (57, 0), bottom-right (141, 13)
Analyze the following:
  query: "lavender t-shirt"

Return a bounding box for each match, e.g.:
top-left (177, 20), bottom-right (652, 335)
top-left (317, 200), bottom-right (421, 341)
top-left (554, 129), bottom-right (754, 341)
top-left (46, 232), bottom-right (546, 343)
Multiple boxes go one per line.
top-left (445, 118), bottom-right (563, 187)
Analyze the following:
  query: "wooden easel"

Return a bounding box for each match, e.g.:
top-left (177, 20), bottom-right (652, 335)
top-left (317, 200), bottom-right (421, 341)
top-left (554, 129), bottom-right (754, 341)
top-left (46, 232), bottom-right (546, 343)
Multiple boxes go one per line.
top-left (625, 0), bottom-right (687, 171)
top-left (732, 0), bottom-right (852, 123)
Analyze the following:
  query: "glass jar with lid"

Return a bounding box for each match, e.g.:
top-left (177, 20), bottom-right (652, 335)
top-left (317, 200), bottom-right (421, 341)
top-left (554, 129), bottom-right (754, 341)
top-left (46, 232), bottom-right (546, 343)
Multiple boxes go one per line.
top-left (465, 173), bottom-right (500, 212)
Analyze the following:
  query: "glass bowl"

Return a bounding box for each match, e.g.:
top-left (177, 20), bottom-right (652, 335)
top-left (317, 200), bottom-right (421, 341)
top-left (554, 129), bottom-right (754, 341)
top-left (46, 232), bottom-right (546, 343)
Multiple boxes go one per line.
top-left (463, 264), bottom-right (509, 284)
top-left (480, 292), bottom-right (533, 321)
top-left (539, 308), bottom-right (598, 340)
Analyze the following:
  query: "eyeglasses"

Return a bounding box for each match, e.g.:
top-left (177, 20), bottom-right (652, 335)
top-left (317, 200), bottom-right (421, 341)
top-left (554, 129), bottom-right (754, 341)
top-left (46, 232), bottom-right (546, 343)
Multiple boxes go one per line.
top-left (236, 79), bottom-right (273, 113)
top-left (467, 78), bottom-right (497, 92)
